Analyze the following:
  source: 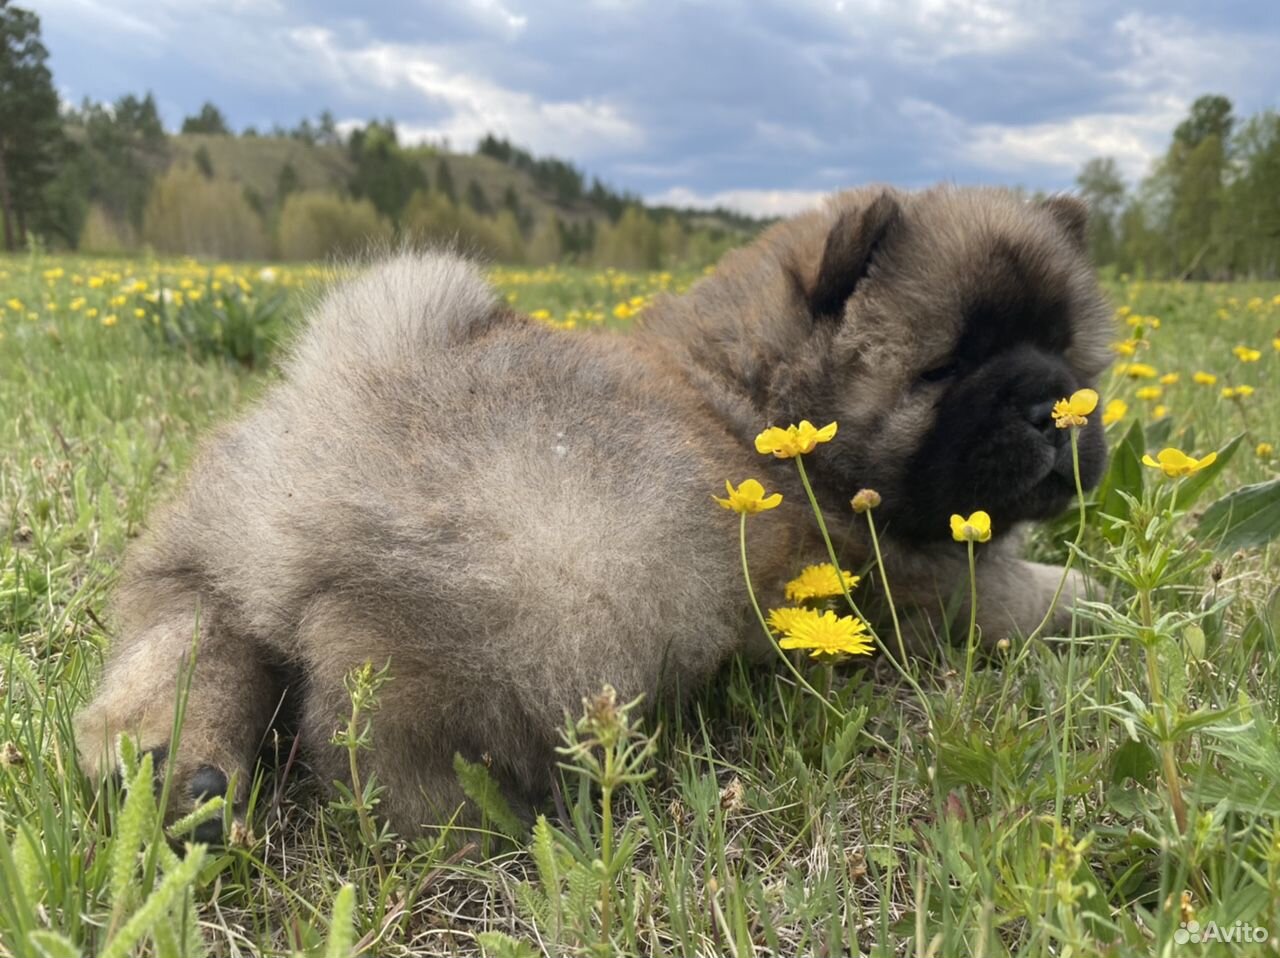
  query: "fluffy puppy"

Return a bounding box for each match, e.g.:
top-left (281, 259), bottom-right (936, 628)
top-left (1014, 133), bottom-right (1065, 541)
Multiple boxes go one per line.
top-left (75, 185), bottom-right (1112, 836)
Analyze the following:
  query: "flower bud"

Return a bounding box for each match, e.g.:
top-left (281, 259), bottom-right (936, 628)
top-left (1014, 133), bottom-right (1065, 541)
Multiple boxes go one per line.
top-left (851, 488), bottom-right (881, 513)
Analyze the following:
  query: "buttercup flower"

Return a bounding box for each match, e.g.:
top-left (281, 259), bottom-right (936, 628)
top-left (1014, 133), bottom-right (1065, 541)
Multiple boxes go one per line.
top-left (1102, 399), bottom-right (1128, 426)
top-left (950, 511), bottom-right (992, 543)
top-left (1142, 448), bottom-right (1217, 478)
top-left (1159, 372), bottom-right (1180, 385)
top-left (1153, 404), bottom-right (1169, 419)
top-left (1051, 388), bottom-right (1098, 428)
top-left (785, 563), bottom-right (859, 601)
top-left (1123, 362), bottom-right (1158, 379)
top-left (1135, 386), bottom-right (1163, 401)
top-left (714, 479), bottom-right (782, 514)
top-left (1193, 371), bottom-right (1218, 386)
top-left (1256, 442), bottom-right (1275, 460)
top-left (777, 610), bottom-right (874, 659)
top-left (754, 420), bottom-right (838, 458)
top-left (1233, 345), bottom-right (1262, 362)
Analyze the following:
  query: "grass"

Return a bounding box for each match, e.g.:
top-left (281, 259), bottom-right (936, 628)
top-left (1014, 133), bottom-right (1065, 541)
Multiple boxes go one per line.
top-left (1, 252), bottom-right (1279, 957)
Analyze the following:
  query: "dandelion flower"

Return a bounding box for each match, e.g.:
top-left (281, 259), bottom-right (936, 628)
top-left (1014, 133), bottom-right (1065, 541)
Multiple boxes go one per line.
top-left (1102, 399), bottom-right (1128, 426)
top-left (1051, 388), bottom-right (1098, 428)
top-left (1193, 371), bottom-right (1218, 386)
top-left (1123, 362), bottom-right (1158, 379)
top-left (950, 511), bottom-right (992, 543)
top-left (778, 610), bottom-right (873, 659)
top-left (1142, 448), bottom-right (1217, 478)
top-left (767, 606), bottom-right (813, 636)
top-left (1222, 385), bottom-right (1256, 400)
top-left (785, 563), bottom-right (859, 601)
top-left (1256, 442), bottom-right (1275, 460)
top-left (754, 420), bottom-right (837, 458)
top-left (714, 479), bottom-right (783, 514)
top-left (1233, 345), bottom-right (1262, 362)
top-left (1159, 372), bottom-right (1179, 385)
top-left (1135, 386), bottom-right (1163, 401)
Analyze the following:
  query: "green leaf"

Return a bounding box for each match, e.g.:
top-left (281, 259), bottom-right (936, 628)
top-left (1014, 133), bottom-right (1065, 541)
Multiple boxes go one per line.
top-left (1195, 478), bottom-right (1280, 553)
top-left (476, 931), bottom-right (540, 958)
top-left (1172, 434), bottom-right (1242, 511)
top-left (1098, 419), bottom-right (1144, 541)
top-left (323, 884), bottom-right (356, 958)
top-left (453, 753), bottom-right (529, 840)
top-left (27, 932), bottom-right (82, 958)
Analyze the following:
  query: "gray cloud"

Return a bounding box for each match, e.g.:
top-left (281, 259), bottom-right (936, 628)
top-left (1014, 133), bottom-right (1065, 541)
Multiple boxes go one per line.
top-left (34, 0), bottom-right (1280, 215)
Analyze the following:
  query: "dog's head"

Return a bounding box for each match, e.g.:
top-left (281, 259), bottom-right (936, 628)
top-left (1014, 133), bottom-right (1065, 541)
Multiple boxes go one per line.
top-left (766, 186), bottom-right (1113, 542)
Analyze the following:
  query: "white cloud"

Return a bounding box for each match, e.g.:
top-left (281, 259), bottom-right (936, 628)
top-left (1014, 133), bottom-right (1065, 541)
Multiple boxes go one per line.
top-left (647, 186), bottom-right (828, 217)
top-left (963, 103), bottom-right (1183, 181)
top-left (812, 0), bottom-right (1061, 58)
top-left (287, 27), bottom-right (642, 158)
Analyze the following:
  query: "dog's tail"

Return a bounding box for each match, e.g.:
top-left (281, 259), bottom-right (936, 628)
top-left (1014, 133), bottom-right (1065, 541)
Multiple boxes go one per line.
top-left (286, 249), bottom-right (507, 380)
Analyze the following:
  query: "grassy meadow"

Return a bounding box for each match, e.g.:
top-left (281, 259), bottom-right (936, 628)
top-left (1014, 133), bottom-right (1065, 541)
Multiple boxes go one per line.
top-left (2, 252), bottom-right (1280, 957)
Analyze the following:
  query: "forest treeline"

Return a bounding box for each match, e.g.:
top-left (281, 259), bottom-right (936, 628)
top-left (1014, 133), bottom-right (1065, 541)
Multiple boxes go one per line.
top-left (1076, 95), bottom-right (1280, 279)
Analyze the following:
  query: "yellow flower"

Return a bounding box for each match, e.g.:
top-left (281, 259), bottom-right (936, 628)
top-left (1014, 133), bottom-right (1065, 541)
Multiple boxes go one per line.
top-left (1233, 345), bottom-right (1262, 362)
top-left (1142, 448), bottom-right (1217, 478)
top-left (1102, 399), bottom-right (1128, 426)
top-left (1135, 386), bottom-right (1163, 401)
top-left (101, 314), bottom-right (118, 327)
top-left (1152, 404), bottom-right (1169, 419)
top-left (755, 420), bottom-right (838, 458)
top-left (777, 610), bottom-right (874, 659)
top-left (1193, 371), bottom-right (1218, 386)
top-left (1051, 388), bottom-right (1098, 428)
top-left (1111, 340), bottom-right (1137, 357)
top-left (1123, 362), bottom-right (1158, 379)
top-left (950, 511), bottom-right (992, 543)
top-left (767, 607), bottom-right (812, 635)
top-left (1272, 337), bottom-right (1280, 352)
top-left (5, 298), bottom-right (21, 311)
top-left (1159, 372), bottom-right (1179, 385)
top-left (1222, 385), bottom-right (1256, 400)
top-left (714, 479), bottom-right (783, 514)
top-left (785, 563), bottom-right (859, 601)
top-left (1257, 442), bottom-right (1275, 460)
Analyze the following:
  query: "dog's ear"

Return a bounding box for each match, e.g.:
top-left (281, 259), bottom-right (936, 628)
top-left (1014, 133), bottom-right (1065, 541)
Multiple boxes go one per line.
top-left (810, 190), bottom-right (900, 320)
top-left (1039, 194), bottom-right (1089, 251)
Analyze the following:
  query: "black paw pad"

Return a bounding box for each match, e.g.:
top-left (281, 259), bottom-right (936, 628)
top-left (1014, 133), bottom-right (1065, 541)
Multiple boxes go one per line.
top-left (189, 766), bottom-right (230, 844)
top-left (189, 765), bottom-right (229, 801)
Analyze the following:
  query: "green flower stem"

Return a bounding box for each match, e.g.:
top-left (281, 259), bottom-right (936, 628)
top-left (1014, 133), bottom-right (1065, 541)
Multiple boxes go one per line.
top-left (863, 509), bottom-right (910, 672)
top-left (959, 539), bottom-right (978, 710)
top-left (792, 455), bottom-right (935, 724)
top-left (998, 428), bottom-right (1091, 715)
top-left (738, 512), bottom-right (843, 721)
top-left (1139, 582), bottom-right (1189, 834)
top-left (599, 749), bottom-right (615, 944)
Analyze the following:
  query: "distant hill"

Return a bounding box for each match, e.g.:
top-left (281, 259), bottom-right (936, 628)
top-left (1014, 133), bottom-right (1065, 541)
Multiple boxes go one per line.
top-left (168, 132), bottom-right (763, 240)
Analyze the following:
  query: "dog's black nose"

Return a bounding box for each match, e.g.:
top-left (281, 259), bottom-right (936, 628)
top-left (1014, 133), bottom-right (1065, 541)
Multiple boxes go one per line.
top-left (1027, 400), bottom-right (1060, 440)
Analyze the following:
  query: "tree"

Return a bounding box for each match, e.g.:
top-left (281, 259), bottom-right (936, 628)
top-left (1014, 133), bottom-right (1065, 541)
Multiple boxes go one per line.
top-left (1075, 157), bottom-right (1127, 268)
top-left (435, 158), bottom-right (457, 203)
top-left (465, 179), bottom-right (492, 215)
top-left (181, 101), bottom-right (231, 135)
top-left (346, 120), bottom-right (427, 221)
top-left (0, 1), bottom-right (63, 250)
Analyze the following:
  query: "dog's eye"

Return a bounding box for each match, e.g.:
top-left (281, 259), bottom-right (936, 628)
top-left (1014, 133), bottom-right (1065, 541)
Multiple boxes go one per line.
top-left (919, 361), bottom-right (959, 383)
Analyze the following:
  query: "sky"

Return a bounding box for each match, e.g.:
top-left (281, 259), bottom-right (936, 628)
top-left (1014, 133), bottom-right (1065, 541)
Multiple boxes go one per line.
top-left (32, 0), bottom-right (1280, 217)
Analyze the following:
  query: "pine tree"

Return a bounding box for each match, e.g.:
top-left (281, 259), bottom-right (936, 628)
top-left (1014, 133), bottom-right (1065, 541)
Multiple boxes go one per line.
top-left (0, 1), bottom-right (63, 250)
